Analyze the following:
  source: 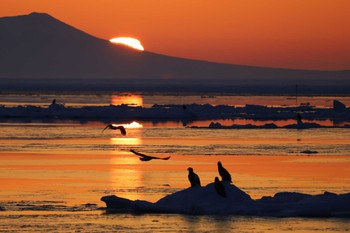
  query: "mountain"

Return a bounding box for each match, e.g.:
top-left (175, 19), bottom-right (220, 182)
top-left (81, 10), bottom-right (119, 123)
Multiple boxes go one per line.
top-left (0, 12), bottom-right (349, 93)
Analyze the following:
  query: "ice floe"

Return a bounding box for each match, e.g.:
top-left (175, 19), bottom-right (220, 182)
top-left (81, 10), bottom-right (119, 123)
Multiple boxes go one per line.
top-left (101, 183), bottom-right (350, 217)
top-left (190, 121), bottom-right (350, 129)
top-left (1, 100), bottom-right (349, 126)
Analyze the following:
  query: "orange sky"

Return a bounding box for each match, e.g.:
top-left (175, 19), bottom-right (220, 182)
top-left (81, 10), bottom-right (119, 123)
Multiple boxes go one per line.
top-left (1, 0), bottom-right (350, 70)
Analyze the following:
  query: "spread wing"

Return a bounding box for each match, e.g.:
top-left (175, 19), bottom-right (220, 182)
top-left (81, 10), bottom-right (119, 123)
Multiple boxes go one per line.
top-left (117, 125), bottom-right (127, 135)
top-left (101, 124), bottom-right (111, 132)
top-left (130, 150), bottom-right (170, 160)
top-left (102, 124), bottom-right (126, 135)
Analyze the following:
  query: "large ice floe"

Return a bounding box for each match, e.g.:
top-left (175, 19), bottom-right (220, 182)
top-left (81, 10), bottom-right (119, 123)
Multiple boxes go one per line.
top-left (1, 99), bottom-right (349, 126)
top-left (101, 183), bottom-right (350, 217)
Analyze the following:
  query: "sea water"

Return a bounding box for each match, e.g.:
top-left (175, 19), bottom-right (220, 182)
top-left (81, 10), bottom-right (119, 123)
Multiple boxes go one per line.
top-left (0, 93), bottom-right (349, 232)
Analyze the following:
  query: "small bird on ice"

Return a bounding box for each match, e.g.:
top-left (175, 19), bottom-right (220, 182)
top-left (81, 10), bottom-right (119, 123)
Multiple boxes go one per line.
top-left (217, 161), bottom-right (232, 183)
top-left (130, 149), bottom-right (171, 162)
top-left (214, 177), bottom-right (226, 197)
top-left (187, 167), bottom-right (201, 187)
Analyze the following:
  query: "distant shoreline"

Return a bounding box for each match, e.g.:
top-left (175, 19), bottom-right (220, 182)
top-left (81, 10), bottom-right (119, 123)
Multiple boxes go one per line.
top-left (1, 78), bottom-right (349, 96)
top-left (1, 102), bottom-right (349, 126)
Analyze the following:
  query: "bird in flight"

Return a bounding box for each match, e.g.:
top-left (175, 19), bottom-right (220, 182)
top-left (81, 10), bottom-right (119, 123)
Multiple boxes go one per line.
top-left (130, 149), bottom-right (171, 162)
top-left (102, 124), bottom-right (126, 135)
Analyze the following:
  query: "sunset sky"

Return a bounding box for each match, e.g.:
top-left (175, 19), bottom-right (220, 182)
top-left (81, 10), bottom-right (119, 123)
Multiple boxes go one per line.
top-left (1, 0), bottom-right (350, 70)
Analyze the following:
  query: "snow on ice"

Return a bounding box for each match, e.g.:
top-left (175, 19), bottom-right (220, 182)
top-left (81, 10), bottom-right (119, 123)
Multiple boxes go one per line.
top-left (101, 182), bottom-right (350, 217)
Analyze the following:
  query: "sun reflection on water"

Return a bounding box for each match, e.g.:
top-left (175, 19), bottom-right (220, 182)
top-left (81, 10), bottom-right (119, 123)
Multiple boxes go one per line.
top-left (109, 157), bottom-right (143, 200)
top-left (109, 121), bottom-right (143, 147)
top-left (122, 121), bottom-right (143, 129)
top-left (111, 93), bottom-right (143, 106)
top-left (108, 121), bottom-right (144, 200)
top-left (110, 137), bottom-right (142, 146)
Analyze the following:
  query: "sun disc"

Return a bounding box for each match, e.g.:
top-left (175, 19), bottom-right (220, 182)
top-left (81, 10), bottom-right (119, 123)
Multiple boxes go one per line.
top-left (110, 37), bottom-right (144, 51)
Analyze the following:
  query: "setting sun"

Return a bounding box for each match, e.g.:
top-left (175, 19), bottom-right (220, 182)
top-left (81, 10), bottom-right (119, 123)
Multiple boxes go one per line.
top-left (109, 37), bottom-right (144, 51)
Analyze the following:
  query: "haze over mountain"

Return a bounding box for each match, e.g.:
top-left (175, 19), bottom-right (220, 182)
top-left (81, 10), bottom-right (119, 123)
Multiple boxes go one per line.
top-left (0, 12), bottom-right (349, 94)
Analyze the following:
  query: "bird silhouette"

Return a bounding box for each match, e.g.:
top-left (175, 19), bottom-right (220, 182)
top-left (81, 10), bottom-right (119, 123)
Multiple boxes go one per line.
top-left (214, 177), bottom-right (226, 197)
top-left (296, 113), bottom-right (304, 128)
top-left (217, 161), bottom-right (232, 183)
top-left (187, 167), bottom-right (201, 187)
top-left (130, 149), bottom-right (171, 162)
top-left (102, 124), bottom-right (126, 135)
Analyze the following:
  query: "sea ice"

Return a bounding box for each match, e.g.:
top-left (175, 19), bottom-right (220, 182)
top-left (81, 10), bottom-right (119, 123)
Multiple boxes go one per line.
top-left (1, 102), bottom-right (349, 126)
top-left (101, 182), bottom-right (350, 217)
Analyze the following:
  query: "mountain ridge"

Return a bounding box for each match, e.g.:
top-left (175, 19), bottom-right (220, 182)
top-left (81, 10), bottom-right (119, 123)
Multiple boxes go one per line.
top-left (0, 12), bottom-right (349, 93)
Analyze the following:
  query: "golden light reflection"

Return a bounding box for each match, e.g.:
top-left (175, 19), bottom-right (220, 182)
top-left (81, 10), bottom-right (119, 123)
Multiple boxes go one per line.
top-left (111, 93), bottom-right (143, 106)
top-left (109, 37), bottom-right (144, 51)
top-left (109, 155), bottom-right (143, 200)
top-left (108, 121), bottom-right (143, 147)
top-left (109, 125), bottom-right (144, 200)
top-left (110, 137), bottom-right (142, 146)
top-left (122, 121), bottom-right (143, 129)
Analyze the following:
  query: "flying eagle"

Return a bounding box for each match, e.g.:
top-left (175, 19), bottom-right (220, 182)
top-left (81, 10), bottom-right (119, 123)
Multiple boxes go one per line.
top-left (102, 124), bottom-right (126, 135)
top-left (130, 149), bottom-right (171, 162)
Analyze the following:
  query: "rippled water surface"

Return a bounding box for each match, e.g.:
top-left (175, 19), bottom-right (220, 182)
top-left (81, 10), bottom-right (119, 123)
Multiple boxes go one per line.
top-left (0, 93), bottom-right (349, 232)
top-left (1, 211), bottom-right (349, 233)
top-left (1, 122), bottom-right (350, 156)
